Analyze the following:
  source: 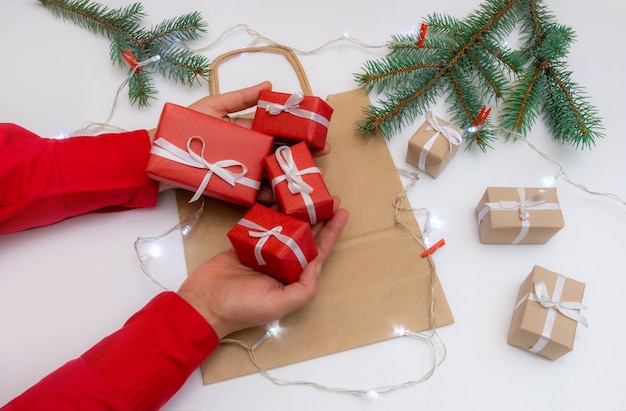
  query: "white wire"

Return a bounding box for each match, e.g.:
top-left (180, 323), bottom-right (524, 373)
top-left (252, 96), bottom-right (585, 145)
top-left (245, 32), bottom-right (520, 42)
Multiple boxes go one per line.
top-left (187, 23), bottom-right (387, 55)
top-left (487, 125), bottom-right (626, 209)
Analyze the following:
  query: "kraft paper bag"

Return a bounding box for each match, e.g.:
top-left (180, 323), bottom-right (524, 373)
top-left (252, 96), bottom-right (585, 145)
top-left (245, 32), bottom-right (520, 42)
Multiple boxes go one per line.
top-left (175, 88), bottom-right (455, 384)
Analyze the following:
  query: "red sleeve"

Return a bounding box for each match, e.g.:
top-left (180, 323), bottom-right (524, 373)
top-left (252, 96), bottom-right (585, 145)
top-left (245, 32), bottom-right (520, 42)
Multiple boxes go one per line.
top-left (0, 123), bottom-right (159, 235)
top-left (1, 292), bottom-right (220, 411)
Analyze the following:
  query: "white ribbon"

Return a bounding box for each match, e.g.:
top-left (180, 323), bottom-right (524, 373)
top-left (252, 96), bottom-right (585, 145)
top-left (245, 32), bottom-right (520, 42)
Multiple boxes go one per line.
top-left (417, 111), bottom-right (463, 172)
top-left (514, 276), bottom-right (588, 354)
top-left (237, 218), bottom-right (309, 269)
top-left (257, 92), bottom-right (330, 128)
top-left (477, 188), bottom-right (561, 244)
top-left (150, 137), bottom-right (261, 203)
top-left (270, 145), bottom-right (321, 224)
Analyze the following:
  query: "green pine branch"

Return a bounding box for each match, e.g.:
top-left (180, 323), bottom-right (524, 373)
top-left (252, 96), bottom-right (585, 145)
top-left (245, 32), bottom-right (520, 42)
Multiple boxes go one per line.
top-left (39, 0), bottom-right (143, 43)
top-left (500, 0), bottom-right (602, 148)
top-left (356, 0), bottom-right (522, 150)
top-left (39, 0), bottom-right (210, 107)
top-left (356, 0), bottom-right (603, 151)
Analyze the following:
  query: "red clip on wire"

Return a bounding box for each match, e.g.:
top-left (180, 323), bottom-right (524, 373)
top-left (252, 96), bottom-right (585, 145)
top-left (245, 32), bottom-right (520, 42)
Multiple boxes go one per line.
top-left (121, 48), bottom-right (141, 71)
top-left (421, 238), bottom-right (445, 257)
top-left (417, 23), bottom-right (428, 48)
top-left (473, 105), bottom-right (492, 126)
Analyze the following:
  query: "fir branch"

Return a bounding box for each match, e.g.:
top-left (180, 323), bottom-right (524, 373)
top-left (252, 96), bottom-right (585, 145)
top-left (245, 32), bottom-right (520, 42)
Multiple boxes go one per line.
top-left (139, 11), bottom-right (207, 48)
top-left (356, 55), bottom-right (443, 94)
top-left (38, 0), bottom-right (144, 41)
top-left (504, 0), bottom-right (602, 148)
top-left (500, 62), bottom-right (546, 135)
top-left (127, 69), bottom-right (156, 107)
top-left (542, 65), bottom-right (602, 148)
top-left (356, 0), bottom-right (521, 149)
top-left (355, 0), bottom-right (603, 151)
top-left (445, 61), bottom-right (495, 149)
top-left (39, 0), bottom-right (211, 107)
top-left (156, 47), bottom-right (210, 85)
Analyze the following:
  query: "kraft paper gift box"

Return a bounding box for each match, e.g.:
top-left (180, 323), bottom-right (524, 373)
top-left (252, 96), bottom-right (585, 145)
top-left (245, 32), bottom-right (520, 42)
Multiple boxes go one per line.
top-left (405, 111), bottom-right (463, 178)
top-left (227, 203), bottom-right (319, 284)
top-left (475, 187), bottom-right (564, 244)
top-left (263, 142), bottom-right (334, 225)
top-left (508, 265), bottom-right (587, 360)
top-left (252, 90), bottom-right (334, 150)
top-left (146, 103), bottom-right (274, 206)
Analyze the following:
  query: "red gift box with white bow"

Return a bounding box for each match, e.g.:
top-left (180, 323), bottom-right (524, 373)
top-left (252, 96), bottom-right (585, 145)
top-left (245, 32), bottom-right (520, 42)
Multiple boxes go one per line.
top-left (146, 103), bottom-right (274, 206)
top-left (252, 90), bottom-right (334, 150)
top-left (227, 203), bottom-right (319, 284)
top-left (263, 142), bottom-right (334, 225)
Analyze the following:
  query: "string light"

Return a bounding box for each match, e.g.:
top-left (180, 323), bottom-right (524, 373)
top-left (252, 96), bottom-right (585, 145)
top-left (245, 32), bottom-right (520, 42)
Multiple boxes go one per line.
top-left (464, 124), bottom-right (626, 209)
top-left (69, 53), bottom-right (161, 137)
top-left (187, 23), bottom-right (387, 55)
top-left (134, 198), bottom-right (205, 290)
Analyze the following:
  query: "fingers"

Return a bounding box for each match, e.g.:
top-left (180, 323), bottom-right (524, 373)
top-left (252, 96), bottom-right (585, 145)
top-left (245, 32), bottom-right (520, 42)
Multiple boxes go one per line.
top-left (313, 208), bottom-right (349, 264)
top-left (217, 81), bottom-right (272, 114)
top-left (186, 81), bottom-right (272, 119)
top-left (274, 260), bottom-right (321, 313)
top-left (310, 196), bottom-right (342, 236)
top-left (275, 209), bottom-right (348, 314)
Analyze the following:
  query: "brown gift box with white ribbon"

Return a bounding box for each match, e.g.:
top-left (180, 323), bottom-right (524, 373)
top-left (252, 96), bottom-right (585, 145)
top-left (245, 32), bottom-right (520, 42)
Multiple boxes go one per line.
top-left (508, 265), bottom-right (587, 360)
top-left (405, 112), bottom-right (462, 178)
top-left (475, 187), bottom-right (565, 244)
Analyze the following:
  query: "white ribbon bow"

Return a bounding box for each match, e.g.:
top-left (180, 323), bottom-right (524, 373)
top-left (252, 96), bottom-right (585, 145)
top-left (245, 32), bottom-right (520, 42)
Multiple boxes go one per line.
top-left (528, 281), bottom-right (588, 328)
top-left (514, 276), bottom-right (588, 354)
top-left (237, 218), bottom-right (309, 269)
top-left (150, 137), bottom-right (260, 203)
top-left (477, 188), bottom-right (561, 244)
top-left (257, 92), bottom-right (330, 128)
top-left (270, 146), bottom-right (321, 224)
top-left (418, 111), bottom-right (463, 172)
top-left (491, 189), bottom-right (550, 221)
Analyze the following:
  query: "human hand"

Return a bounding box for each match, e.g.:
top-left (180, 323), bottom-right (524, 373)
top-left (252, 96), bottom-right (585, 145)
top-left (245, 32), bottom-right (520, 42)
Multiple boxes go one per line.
top-left (176, 201), bottom-right (349, 339)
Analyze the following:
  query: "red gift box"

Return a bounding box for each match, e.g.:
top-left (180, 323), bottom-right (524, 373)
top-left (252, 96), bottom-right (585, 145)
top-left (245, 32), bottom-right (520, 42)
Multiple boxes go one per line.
top-left (227, 203), bottom-right (319, 284)
top-left (252, 90), bottom-right (334, 150)
top-left (263, 142), bottom-right (334, 225)
top-left (146, 103), bottom-right (274, 206)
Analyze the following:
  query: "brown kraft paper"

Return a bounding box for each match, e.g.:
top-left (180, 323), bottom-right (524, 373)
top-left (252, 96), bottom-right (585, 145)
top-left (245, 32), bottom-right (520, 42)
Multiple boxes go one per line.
top-left (175, 88), bottom-right (455, 384)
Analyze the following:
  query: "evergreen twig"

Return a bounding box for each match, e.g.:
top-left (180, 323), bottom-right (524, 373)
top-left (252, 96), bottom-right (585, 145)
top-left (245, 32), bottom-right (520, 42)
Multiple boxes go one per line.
top-left (39, 0), bottom-right (210, 107)
top-left (356, 0), bottom-right (603, 150)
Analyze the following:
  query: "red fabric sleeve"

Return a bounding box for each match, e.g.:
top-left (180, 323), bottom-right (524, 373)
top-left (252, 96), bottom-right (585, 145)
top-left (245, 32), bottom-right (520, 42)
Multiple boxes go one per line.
top-left (0, 123), bottom-right (159, 235)
top-left (1, 292), bottom-right (220, 411)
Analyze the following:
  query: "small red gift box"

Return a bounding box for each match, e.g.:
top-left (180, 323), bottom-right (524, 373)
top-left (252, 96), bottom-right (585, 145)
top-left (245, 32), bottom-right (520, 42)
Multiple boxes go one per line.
top-left (263, 142), bottom-right (334, 225)
top-left (146, 103), bottom-right (274, 206)
top-left (227, 203), bottom-right (319, 284)
top-left (252, 90), bottom-right (334, 150)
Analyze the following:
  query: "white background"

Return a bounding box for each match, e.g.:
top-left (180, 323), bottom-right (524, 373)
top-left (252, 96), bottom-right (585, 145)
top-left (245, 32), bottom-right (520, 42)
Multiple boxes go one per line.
top-left (1, 0), bottom-right (625, 409)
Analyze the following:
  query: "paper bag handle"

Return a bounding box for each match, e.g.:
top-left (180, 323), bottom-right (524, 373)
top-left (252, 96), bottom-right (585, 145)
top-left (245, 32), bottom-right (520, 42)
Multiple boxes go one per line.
top-left (208, 45), bottom-right (313, 96)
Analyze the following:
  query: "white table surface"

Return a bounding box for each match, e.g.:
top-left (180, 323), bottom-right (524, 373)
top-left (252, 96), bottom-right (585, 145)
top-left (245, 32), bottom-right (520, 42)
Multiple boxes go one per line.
top-left (1, 1), bottom-right (625, 409)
